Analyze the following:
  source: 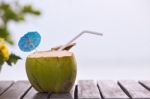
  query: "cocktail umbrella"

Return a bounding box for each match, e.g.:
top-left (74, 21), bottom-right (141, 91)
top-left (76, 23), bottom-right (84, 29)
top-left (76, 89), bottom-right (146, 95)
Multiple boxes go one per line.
top-left (18, 32), bottom-right (41, 52)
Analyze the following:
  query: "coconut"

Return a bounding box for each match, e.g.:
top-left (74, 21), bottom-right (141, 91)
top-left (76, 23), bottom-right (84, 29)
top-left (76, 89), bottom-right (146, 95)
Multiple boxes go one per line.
top-left (26, 50), bottom-right (77, 93)
top-left (26, 30), bottom-right (103, 93)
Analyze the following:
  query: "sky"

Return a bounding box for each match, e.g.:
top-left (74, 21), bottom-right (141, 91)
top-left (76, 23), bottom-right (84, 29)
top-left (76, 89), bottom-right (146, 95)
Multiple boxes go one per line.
top-left (0, 0), bottom-right (150, 80)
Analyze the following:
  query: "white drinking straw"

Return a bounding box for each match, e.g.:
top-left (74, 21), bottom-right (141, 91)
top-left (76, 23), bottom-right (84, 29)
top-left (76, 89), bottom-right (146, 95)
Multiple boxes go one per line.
top-left (58, 30), bottom-right (103, 51)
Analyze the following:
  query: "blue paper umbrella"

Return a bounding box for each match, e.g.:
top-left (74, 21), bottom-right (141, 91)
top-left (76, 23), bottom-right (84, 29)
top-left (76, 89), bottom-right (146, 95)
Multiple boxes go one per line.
top-left (18, 32), bottom-right (41, 52)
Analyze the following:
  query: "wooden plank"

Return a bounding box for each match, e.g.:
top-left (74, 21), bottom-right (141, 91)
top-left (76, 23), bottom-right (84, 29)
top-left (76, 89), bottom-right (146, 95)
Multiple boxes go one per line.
top-left (0, 81), bottom-right (31, 99)
top-left (77, 80), bottom-right (101, 99)
top-left (50, 85), bottom-right (76, 99)
top-left (0, 81), bottom-right (14, 96)
top-left (50, 93), bottom-right (73, 99)
top-left (118, 80), bottom-right (150, 99)
top-left (23, 87), bottom-right (49, 99)
top-left (139, 81), bottom-right (150, 91)
top-left (98, 80), bottom-right (129, 99)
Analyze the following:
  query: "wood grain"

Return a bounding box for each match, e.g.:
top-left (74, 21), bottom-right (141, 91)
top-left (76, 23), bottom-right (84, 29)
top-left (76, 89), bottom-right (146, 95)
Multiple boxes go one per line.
top-left (139, 81), bottom-right (150, 91)
top-left (0, 81), bottom-right (31, 99)
top-left (118, 80), bottom-right (150, 99)
top-left (1, 80), bottom-right (150, 99)
top-left (98, 80), bottom-right (129, 99)
top-left (0, 81), bottom-right (14, 96)
top-left (23, 87), bottom-right (49, 99)
top-left (50, 85), bottom-right (76, 99)
top-left (77, 80), bottom-right (101, 99)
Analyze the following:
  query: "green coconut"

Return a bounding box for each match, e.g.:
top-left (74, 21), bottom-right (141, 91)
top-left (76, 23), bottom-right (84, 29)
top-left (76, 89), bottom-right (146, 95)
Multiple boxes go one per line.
top-left (26, 50), bottom-right (77, 93)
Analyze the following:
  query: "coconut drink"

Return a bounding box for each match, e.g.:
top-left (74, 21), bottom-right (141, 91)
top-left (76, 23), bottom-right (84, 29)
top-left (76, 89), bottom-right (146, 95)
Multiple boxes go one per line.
top-left (26, 45), bottom-right (77, 93)
top-left (19, 31), bottom-right (103, 93)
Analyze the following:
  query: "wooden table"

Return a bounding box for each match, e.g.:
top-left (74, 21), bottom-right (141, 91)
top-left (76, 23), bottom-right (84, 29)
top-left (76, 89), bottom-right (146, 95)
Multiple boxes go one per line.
top-left (0, 80), bottom-right (150, 99)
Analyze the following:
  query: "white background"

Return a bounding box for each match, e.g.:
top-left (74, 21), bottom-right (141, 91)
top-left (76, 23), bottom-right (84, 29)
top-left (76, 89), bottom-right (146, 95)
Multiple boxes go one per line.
top-left (0, 0), bottom-right (150, 80)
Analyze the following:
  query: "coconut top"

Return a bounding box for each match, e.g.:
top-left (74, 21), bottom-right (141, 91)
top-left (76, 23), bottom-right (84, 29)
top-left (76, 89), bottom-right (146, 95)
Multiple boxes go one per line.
top-left (27, 50), bottom-right (73, 58)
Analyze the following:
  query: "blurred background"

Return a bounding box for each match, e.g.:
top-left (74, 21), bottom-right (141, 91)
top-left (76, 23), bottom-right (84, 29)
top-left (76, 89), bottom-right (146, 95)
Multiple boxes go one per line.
top-left (0, 0), bottom-right (150, 80)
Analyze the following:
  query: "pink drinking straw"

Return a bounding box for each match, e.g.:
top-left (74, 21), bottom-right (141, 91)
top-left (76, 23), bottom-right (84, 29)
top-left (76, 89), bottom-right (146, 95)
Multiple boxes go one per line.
top-left (58, 30), bottom-right (103, 51)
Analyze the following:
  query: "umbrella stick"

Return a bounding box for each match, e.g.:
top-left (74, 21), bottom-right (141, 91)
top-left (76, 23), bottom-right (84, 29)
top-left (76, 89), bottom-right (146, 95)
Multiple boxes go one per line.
top-left (58, 30), bottom-right (103, 51)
